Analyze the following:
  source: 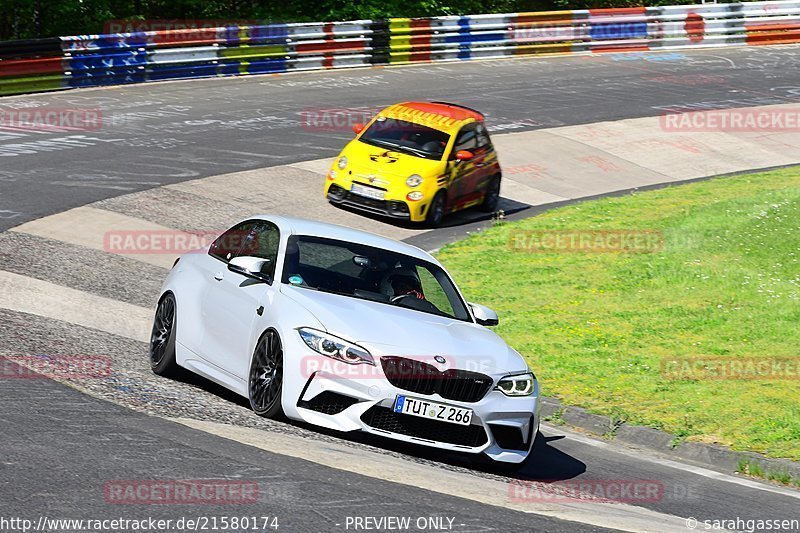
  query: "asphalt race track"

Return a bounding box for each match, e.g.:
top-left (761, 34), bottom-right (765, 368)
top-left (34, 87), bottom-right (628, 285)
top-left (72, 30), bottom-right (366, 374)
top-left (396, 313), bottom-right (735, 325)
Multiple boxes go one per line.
top-left (2, 44), bottom-right (800, 532)
top-left (2, 358), bottom-right (615, 533)
top-left (3, 45), bottom-right (800, 230)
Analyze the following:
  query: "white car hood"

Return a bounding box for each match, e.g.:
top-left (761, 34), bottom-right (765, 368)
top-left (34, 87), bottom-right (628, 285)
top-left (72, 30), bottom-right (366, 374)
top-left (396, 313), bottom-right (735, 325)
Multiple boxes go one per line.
top-left (282, 285), bottom-right (526, 375)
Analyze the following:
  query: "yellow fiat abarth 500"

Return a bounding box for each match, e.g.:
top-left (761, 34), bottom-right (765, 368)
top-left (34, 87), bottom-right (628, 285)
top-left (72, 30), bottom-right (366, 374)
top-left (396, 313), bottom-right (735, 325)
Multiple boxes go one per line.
top-left (324, 101), bottom-right (502, 228)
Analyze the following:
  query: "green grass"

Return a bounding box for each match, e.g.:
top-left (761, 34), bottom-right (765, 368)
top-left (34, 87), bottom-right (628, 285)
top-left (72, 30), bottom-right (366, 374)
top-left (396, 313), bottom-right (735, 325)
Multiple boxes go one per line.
top-left (738, 459), bottom-right (766, 478)
top-left (738, 459), bottom-right (798, 486)
top-left (544, 408), bottom-right (566, 425)
top-left (437, 167), bottom-right (800, 460)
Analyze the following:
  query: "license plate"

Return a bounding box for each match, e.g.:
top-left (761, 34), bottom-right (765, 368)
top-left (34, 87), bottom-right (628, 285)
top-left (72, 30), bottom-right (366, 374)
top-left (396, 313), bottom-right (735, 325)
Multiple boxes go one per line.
top-left (394, 395), bottom-right (473, 426)
top-left (351, 183), bottom-right (385, 200)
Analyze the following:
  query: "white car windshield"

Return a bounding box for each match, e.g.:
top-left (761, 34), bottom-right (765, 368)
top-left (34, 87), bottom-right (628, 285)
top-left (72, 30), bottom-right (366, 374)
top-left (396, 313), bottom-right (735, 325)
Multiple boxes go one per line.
top-left (282, 235), bottom-right (471, 321)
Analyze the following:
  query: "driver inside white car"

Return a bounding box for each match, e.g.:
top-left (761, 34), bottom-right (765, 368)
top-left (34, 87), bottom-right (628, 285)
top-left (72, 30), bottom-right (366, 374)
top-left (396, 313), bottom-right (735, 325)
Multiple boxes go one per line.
top-left (381, 269), bottom-right (426, 300)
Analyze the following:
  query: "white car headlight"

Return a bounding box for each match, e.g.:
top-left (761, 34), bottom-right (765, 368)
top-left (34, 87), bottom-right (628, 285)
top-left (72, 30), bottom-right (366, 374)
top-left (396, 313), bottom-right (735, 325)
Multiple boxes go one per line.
top-left (406, 174), bottom-right (423, 187)
top-left (298, 328), bottom-right (374, 366)
top-left (337, 156), bottom-right (348, 170)
top-left (496, 372), bottom-right (535, 396)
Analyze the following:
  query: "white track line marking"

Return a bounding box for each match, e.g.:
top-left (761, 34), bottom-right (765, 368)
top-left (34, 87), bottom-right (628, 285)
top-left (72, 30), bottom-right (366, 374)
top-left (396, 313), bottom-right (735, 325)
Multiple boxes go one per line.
top-left (11, 206), bottom-right (185, 269)
top-left (173, 417), bottom-right (700, 533)
top-left (546, 424), bottom-right (800, 501)
top-left (0, 270), bottom-right (152, 342)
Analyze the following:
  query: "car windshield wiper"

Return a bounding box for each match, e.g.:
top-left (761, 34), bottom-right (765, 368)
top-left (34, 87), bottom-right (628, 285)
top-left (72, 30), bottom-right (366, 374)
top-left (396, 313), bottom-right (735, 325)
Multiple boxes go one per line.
top-left (398, 145), bottom-right (429, 158)
top-left (362, 138), bottom-right (429, 158)
top-left (362, 138), bottom-right (407, 152)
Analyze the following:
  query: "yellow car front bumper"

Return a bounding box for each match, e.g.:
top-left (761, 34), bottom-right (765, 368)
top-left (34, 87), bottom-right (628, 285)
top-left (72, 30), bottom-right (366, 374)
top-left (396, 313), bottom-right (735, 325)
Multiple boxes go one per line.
top-left (324, 175), bottom-right (435, 222)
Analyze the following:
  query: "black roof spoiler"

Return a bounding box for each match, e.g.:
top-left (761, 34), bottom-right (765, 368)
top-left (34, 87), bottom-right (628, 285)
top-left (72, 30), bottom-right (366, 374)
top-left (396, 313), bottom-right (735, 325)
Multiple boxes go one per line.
top-left (430, 101), bottom-right (485, 119)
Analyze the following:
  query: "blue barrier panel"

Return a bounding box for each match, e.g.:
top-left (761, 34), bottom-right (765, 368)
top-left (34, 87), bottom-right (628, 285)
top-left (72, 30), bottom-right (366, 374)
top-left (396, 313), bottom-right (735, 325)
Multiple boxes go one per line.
top-left (444, 32), bottom-right (506, 44)
top-left (67, 69), bottom-right (146, 88)
top-left (61, 33), bottom-right (148, 52)
top-left (65, 49), bottom-right (148, 87)
top-left (222, 23), bottom-right (289, 46)
top-left (243, 58), bottom-right (289, 74)
top-left (148, 63), bottom-right (220, 80)
top-left (589, 22), bottom-right (648, 40)
top-left (67, 50), bottom-right (148, 72)
top-left (218, 62), bottom-right (244, 76)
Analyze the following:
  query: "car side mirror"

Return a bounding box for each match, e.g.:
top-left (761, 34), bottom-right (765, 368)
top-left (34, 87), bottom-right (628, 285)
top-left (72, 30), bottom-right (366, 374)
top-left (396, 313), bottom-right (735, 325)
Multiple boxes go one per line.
top-left (228, 256), bottom-right (272, 284)
top-left (469, 302), bottom-right (499, 326)
top-left (353, 123), bottom-right (365, 135)
top-left (456, 150), bottom-right (474, 162)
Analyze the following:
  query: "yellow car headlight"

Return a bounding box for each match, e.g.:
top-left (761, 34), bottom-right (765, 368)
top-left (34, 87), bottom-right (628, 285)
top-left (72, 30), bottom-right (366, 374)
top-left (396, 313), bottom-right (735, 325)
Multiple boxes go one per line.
top-left (406, 191), bottom-right (423, 201)
top-left (337, 156), bottom-right (348, 170)
top-left (406, 174), bottom-right (423, 187)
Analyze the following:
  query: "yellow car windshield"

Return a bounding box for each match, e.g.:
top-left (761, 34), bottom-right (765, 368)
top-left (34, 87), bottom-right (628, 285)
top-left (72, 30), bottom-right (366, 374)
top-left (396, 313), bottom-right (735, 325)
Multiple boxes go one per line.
top-left (359, 118), bottom-right (450, 161)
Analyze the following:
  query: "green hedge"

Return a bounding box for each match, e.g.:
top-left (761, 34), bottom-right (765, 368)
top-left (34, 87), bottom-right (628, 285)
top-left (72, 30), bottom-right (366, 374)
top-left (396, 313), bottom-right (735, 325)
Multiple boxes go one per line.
top-left (0, 0), bottom-right (750, 41)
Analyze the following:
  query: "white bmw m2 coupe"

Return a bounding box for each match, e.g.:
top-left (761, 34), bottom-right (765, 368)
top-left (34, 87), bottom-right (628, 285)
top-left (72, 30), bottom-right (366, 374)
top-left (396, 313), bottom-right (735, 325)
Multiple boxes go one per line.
top-left (150, 215), bottom-right (540, 466)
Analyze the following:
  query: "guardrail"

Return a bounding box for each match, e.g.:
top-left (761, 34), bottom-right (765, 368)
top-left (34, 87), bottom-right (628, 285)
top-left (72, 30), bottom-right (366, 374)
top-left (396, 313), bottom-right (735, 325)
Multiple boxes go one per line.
top-left (2, 1), bottom-right (799, 97)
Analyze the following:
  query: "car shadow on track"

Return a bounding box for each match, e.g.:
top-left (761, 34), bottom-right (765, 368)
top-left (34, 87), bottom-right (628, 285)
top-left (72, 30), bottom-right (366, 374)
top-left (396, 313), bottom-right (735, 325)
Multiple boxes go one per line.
top-left (324, 428), bottom-right (587, 482)
top-left (170, 368), bottom-right (586, 482)
top-left (329, 196), bottom-right (531, 230)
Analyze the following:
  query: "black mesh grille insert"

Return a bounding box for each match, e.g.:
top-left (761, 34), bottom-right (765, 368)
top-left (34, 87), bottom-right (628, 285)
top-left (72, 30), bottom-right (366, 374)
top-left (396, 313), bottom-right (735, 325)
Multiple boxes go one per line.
top-left (381, 356), bottom-right (494, 403)
top-left (297, 391), bottom-right (360, 415)
top-left (360, 406), bottom-right (488, 447)
top-left (344, 193), bottom-right (389, 212)
top-left (489, 423), bottom-right (528, 451)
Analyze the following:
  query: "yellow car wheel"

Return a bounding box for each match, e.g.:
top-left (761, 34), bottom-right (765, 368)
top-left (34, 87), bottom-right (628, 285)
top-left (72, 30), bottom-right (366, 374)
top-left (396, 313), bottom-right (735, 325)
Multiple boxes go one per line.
top-left (479, 175), bottom-right (501, 213)
top-left (425, 191), bottom-right (447, 228)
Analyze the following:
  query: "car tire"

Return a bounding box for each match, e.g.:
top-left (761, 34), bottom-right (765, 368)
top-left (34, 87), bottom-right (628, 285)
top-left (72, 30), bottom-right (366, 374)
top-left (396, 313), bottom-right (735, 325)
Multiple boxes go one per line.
top-left (248, 329), bottom-right (285, 419)
top-left (425, 190), bottom-right (447, 228)
top-left (150, 293), bottom-right (179, 377)
top-left (479, 175), bottom-right (501, 213)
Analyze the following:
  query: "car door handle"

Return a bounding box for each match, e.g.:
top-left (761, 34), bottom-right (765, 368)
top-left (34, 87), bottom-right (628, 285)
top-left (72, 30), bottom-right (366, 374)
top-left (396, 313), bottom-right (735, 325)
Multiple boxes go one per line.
top-left (213, 272), bottom-right (224, 281)
top-left (474, 162), bottom-right (486, 167)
